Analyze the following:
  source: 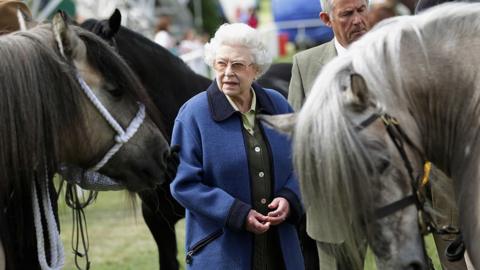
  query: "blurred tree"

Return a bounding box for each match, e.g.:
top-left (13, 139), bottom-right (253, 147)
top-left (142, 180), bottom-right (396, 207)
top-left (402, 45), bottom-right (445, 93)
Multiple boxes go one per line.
top-left (54, 0), bottom-right (75, 18)
top-left (188, 0), bottom-right (226, 37)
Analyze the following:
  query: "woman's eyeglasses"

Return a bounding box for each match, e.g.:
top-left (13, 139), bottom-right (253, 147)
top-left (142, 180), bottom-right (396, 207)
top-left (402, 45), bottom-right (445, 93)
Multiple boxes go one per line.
top-left (213, 59), bottom-right (253, 73)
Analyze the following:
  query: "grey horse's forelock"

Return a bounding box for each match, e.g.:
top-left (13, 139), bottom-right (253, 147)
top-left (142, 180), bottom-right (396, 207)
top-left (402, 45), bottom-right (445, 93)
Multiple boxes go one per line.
top-left (295, 3), bottom-right (480, 268)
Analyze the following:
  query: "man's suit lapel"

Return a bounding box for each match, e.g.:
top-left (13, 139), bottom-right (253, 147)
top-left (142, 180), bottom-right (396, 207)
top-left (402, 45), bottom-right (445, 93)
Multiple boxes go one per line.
top-left (305, 40), bottom-right (337, 96)
top-left (311, 40), bottom-right (337, 77)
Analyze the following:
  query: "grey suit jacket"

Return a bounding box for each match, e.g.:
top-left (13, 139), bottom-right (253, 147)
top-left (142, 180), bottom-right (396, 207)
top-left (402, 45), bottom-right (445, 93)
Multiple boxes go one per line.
top-left (288, 40), bottom-right (337, 111)
top-left (288, 40), bottom-right (344, 243)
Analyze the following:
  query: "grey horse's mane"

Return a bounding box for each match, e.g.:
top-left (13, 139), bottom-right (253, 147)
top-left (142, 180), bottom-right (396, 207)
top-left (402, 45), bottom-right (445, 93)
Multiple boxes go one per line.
top-left (294, 3), bottom-right (480, 267)
top-left (351, 3), bottom-right (480, 175)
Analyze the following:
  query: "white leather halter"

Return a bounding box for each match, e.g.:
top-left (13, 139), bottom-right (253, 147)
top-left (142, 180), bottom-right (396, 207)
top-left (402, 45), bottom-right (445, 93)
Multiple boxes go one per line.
top-left (75, 73), bottom-right (146, 172)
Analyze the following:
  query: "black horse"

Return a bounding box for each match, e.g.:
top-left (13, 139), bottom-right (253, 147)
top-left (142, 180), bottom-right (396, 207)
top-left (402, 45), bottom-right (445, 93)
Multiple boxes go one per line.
top-left (81, 11), bottom-right (297, 270)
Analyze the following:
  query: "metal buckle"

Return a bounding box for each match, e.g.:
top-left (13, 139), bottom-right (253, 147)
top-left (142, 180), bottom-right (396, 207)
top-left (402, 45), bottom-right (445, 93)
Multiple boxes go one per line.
top-left (381, 114), bottom-right (399, 126)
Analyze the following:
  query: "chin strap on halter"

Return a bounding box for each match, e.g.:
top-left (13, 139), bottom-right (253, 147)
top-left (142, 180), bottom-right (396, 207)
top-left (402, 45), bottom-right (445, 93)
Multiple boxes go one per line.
top-left (75, 73), bottom-right (146, 172)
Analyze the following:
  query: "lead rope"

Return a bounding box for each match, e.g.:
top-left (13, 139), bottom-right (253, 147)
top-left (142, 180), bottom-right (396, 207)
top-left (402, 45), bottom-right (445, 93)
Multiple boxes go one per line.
top-left (65, 183), bottom-right (96, 270)
top-left (32, 168), bottom-right (65, 270)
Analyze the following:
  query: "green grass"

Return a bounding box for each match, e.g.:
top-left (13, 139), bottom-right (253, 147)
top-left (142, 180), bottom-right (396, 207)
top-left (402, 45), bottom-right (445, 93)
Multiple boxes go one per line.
top-left (58, 192), bottom-right (441, 270)
top-left (58, 191), bottom-right (186, 270)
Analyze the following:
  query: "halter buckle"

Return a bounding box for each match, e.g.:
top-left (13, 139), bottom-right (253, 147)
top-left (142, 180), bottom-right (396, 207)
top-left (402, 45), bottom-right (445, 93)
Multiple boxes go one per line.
top-left (381, 114), bottom-right (399, 126)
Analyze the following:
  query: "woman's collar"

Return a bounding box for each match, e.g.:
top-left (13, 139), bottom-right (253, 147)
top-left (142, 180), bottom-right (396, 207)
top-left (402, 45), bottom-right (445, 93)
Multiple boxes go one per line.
top-left (207, 80), bottom-right (275, 122)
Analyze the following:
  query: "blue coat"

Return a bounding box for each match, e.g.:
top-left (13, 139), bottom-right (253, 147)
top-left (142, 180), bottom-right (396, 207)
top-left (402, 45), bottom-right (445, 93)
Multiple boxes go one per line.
top-left (170, 81), bottom-right (305, 270)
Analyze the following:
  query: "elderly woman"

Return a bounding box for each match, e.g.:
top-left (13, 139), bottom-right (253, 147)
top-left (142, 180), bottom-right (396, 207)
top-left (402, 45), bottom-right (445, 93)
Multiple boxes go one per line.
top-left (170, 23), bottom-right (304, 270)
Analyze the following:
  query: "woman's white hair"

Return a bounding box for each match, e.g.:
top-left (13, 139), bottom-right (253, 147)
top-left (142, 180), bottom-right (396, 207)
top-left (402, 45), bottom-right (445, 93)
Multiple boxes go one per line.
top-left (204, 23), bottom-right (272, 77)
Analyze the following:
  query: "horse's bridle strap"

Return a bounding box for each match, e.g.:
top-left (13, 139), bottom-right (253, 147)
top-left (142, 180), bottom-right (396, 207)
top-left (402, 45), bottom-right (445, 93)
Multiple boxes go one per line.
top-left (375, 194), bottom-right (417, 219)
top-left (355, 111), bottom-right (445, 270)
top-left (75, 73), bottom-right (146, 171)
top-left (356, 113), bottom-right (427, 218)
top-left (355, 113), bottom-right (381, 132)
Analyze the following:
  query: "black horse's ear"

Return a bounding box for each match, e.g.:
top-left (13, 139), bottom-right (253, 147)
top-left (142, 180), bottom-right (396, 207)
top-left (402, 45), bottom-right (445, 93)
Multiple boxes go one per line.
top-left (107, 9), bottom-right (122, 38)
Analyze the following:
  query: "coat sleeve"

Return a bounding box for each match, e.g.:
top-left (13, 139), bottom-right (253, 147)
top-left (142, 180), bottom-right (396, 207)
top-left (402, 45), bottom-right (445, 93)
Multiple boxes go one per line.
top-left (287, 54), bottom-right (305, 112)
top-left (170, 118), bottom-right (251, 231)
top-left (276, 171), bottom-right (304, 225)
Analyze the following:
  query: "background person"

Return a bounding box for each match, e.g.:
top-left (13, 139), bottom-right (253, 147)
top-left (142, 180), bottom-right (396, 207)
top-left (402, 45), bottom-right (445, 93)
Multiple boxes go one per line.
top-left (247, 6), bottom-right (259, 28)
top-left (368, 0), bottom-right (411, 27)
top-left (178, 28), bottom-right (210, 77)
top-left (288, 0), bottom-right (369, 111)
top-left (287, 0), bottom-right (370, 269)
top-left (154, 14), bottom-right (177, 52)
top-left (170, 23), bottom-right (304, 270)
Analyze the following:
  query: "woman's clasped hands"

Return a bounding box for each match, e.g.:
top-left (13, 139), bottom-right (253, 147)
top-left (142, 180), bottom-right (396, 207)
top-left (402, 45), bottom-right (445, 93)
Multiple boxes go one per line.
top-left (245, 197), bottom-right (290, 234)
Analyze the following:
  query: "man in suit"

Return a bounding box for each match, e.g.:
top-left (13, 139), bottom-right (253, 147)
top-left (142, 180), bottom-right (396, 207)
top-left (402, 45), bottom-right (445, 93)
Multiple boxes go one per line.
top-left (288, 0), bottom-right (370, 269)
top-left (288, 0), bottom-right (369, 111)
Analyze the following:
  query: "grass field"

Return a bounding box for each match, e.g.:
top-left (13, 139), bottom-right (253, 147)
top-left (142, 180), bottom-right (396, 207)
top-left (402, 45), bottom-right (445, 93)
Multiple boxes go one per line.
top-left (58, 190), bottom-right (184, 270)
top-left (58, 191), bottom-right (442, 270)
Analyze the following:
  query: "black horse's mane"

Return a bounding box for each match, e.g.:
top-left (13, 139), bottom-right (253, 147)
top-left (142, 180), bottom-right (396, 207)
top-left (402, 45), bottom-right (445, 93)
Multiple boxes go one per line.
top-left (82, 19), bottom-right (211, 138)
top-left (77, 28), bottom-right (167, 135)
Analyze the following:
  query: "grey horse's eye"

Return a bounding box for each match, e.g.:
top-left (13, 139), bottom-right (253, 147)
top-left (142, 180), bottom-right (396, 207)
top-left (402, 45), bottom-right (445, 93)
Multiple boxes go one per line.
top-left (376, 157), bottom-right (390, 174)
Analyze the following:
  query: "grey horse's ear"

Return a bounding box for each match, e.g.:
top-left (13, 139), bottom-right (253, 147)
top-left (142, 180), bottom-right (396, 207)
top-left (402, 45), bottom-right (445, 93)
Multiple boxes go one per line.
top-left (258, 113), bottom-right (297, 137)
top-left (345, 73), bottom-right (370, 112)
top-left (52, 11), bottom-right (86, 61)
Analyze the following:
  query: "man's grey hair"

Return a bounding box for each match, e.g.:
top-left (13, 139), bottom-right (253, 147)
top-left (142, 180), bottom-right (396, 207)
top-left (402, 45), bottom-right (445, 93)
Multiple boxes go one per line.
top-left (204, 23), bottom-right (272, 77)
top-left (320, 0), bottom-right (369, 14)
top-left (320, 0), bottom-right (335, 14)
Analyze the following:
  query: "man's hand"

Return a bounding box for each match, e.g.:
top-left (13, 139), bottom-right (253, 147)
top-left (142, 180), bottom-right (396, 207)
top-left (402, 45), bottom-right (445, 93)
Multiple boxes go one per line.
top-left (267, 197), bottom-right (290, 225)
top-left (245, 209), bottom-right (270, 234)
